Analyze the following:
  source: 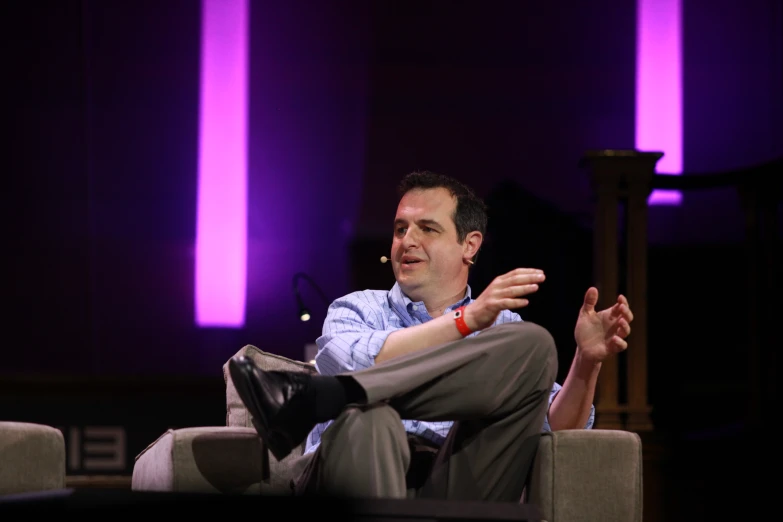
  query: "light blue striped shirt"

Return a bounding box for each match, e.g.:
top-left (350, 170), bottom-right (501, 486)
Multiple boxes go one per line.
top-left (304, 282), bottom-right (594, 454)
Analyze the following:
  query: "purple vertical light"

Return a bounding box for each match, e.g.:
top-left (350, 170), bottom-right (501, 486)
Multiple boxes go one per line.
top-left (636, 0), bottom-right (683, 205)
top-left (195, 0), bottom-right (248, 327)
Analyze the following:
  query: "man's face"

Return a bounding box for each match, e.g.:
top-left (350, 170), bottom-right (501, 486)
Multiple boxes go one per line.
top-left (391, 187), bottom-right (467, 300)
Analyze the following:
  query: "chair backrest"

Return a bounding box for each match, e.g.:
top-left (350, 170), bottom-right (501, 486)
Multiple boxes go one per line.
top-left (221, 346), bottom-right (318, 491)
top-left (222, 345), bottom-right (317, 428)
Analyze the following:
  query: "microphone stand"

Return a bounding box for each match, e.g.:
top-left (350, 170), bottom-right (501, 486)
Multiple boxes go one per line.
top-left (292, 272), bottom-right (331, 322)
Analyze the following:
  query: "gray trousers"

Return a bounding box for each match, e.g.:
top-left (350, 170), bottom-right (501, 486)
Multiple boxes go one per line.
top-left (289, 321), bottom-right (558, 502)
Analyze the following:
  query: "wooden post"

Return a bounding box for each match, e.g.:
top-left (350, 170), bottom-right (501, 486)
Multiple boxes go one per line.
top-left (583, 155), bottom-right (622, 429)
top-left (624, 158), bottom-right (656, 432)
top-left (579, 150), bottom-right (662, 432)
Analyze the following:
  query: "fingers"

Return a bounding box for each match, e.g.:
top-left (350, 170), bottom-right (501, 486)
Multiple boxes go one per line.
top-left (501, 272), bottom-right (546, 287)
top-left (606, 317), bottom-right (631, 339)
top-left (609, 335), bottom-right (628, 352)
top-left (478, 270), bottom-right (542, 315)
top-left (615, 318), bottom-right (631, 338)
top-left (501, 284), bottom-right (541, 298)
top-left (611, 302), bottom-right (634, 323)
top-left (615, 296), bottom-right (633, 320)
top-left (582, 287), bottom-right (598, 313)
top-left (500, 268), bottom-right (545, 282)
top-left (499, 298), bottom-right (530, 309)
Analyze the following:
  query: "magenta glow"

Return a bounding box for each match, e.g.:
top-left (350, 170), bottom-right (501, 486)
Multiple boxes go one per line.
top-left (636, 0), bottom-right (683, 205)
top-left (195, 0), bottom-right (249, 327)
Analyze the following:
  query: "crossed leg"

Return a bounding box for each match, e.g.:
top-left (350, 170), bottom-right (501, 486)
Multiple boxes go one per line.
top-left (291, 321), bottom-right (558, 501)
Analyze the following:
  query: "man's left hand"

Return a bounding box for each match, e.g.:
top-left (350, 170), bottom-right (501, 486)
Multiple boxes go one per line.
top-left (574, 287), bottom-right (634, 363)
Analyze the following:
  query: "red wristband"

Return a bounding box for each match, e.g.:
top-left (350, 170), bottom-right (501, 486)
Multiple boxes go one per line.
top-left (454, 306), bottom-right (473, 337)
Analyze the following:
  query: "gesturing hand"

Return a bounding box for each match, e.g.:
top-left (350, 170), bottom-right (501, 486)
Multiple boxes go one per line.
top-left (574, 287), bottom-right (634, 363)
top-left (464, 268), bottom-right (545, 332)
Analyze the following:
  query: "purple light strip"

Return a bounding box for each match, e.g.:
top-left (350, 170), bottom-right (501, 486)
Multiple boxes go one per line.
top-left (636, 0), bottom-right (683, 205)
top-left (195, 0), bottom-right (248, 327)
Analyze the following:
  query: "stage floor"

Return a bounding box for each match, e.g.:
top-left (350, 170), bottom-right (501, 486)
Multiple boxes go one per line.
top-left (0, 489), bottom-right (543, 520)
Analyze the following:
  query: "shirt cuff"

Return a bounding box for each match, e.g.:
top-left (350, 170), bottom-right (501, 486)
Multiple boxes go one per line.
top-left (541, 385), bottom-right (596, 431)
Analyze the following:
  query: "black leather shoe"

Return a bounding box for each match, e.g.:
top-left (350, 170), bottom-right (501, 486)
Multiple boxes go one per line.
top-left (228, 355), bottom-right (318, 461)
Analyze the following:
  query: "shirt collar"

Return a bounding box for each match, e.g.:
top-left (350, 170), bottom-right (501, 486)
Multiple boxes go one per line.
top-left (389, 282), bottom-right (472, 322)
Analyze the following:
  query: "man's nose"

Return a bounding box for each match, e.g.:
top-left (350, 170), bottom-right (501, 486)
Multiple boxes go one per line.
top-left (401, 228), bottom-right (420, 248)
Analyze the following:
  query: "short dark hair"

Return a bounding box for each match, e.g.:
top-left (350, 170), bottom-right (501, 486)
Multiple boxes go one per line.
top-left (397, 171), bottom-right (488, 261)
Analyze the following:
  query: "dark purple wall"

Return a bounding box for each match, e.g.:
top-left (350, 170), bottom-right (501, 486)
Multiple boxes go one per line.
top-left (649, 0), bottom-right (783, 244)
top-left (356, 0), bottom-right (639, 238)
top-left (4, 0), bottom-right (781, 378)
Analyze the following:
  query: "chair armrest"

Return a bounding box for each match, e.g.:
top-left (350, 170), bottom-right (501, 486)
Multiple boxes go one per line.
top-left (132, 427), bottom-right (277, 495)
top-left (527, 429), bottom-right (642, 522)
top-left (0, 421), bottom-right (65, 495)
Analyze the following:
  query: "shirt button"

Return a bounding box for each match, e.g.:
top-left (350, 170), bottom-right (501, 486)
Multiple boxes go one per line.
top-left (412, 305), bottom-right (418, 311)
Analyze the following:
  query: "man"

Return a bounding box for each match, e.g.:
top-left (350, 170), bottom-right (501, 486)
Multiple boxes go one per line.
top-left (229, 171), bottom-right (633, 502)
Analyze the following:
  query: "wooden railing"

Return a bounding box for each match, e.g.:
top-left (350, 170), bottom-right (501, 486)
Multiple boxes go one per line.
top-left (579, 150), bottom-right (782, 432)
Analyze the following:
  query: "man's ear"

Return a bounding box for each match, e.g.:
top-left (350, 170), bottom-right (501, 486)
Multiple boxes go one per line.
top-left (463, 231), bottom-right (483, 260)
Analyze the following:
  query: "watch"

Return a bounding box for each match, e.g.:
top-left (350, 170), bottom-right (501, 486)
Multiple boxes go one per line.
top-left (453, 306), bottom-right (473, 337)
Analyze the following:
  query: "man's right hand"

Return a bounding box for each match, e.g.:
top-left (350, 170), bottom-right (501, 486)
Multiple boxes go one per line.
top-left (463, 268), bottom-right (545, 331)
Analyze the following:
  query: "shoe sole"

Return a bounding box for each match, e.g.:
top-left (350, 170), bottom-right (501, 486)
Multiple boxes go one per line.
top-left (228, 359), bottom-right (296, 461)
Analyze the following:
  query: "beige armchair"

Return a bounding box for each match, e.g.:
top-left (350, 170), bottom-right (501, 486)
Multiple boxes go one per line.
top-left (132, 345), bottom-right (643, 522)
top-left (0, 421), bottom-right (66, 495)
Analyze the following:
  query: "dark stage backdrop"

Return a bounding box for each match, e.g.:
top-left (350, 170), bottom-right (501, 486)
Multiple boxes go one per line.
top-left (4, 0), bottom-right (782, 383)
top-left (3, 5), bottom-right (781, 511)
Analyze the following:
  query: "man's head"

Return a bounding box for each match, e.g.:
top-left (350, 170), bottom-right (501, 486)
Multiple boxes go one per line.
top-left (391, 171), bottom-right (487, 303)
